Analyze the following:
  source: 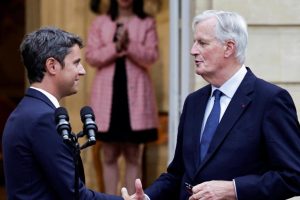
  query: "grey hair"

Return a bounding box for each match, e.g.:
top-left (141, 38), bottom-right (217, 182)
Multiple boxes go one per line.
top-left (192, 10), bottom-right (248, 64)
top-left (20, 26), bottom-right (83, 84)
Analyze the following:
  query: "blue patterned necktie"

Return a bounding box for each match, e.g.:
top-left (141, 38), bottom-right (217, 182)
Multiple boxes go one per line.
top-left (200, 89), bottom-right (222, 161)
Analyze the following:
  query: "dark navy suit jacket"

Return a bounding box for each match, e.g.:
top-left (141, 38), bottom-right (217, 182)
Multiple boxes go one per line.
top-left (145, 69), bottom-right (300, 200)
top-left (2, 88), bottom-right (122, 200)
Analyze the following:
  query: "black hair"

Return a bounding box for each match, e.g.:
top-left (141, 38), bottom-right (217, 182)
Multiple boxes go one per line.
top-left (108, 0), bottom-right (147, 21)
top-left (19, 26), bottom-right (83, 84)
top-left (90, 0), bottom-right (101, 14)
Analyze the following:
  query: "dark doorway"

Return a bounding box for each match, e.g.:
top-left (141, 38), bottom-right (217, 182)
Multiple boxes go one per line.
top-left (0, 0), bottom-right (25, 193)
top-left (0, 0), bottom-right (25, 97)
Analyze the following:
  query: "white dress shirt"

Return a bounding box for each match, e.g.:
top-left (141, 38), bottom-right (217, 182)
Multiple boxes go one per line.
top-left (200, 65), bottom-right (247, 139)
top-left (30, 86), bottom-right (60, 108)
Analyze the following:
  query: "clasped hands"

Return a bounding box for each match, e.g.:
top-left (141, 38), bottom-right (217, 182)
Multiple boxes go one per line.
top-left (121, 179), bottom-right (236, 200)
top-left (115, 24), bottom-right (129, 56)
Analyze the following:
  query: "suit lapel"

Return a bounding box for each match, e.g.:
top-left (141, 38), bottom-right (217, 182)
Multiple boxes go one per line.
top-left (191, 86), bottom-right (211, 169)
top-left (195, 69), bottom-right (256, 174)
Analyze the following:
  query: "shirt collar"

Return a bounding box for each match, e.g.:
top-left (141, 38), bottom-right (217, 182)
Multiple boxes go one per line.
top-left (211, 65), bottom-right (247, 98)
top-left (30, 86), bottom-right (60, 108)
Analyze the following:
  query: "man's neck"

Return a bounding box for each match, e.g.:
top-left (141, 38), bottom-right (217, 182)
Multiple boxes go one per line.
top-left (31, 82), bottom-right (60, 101)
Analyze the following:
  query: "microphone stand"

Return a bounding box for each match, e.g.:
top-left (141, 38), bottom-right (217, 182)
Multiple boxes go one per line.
top-left (65, 131), bottom-right (95, 200)
top-left (74, 138), bottom-right (80, 200)
top-left (65, 132), bottom-right (81, 200)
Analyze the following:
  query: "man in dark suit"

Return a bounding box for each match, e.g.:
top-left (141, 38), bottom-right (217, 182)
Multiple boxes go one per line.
top-left (121, 10), bottom-right (300, 200)
top-left (2, 27), bottom-right (123, 199)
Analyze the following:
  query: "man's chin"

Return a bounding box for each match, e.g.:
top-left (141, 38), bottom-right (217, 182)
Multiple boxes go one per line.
top-left (65, 90), bottom-right (78, 97)
top-left (195, 69), bottom-right (205, 76)
top-left (71, 90), bottom-right (78, 95)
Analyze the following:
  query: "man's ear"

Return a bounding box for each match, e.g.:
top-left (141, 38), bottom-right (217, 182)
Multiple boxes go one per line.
top-left (224, 40), bottom-right (235, 58)
top-left (45, 57), bottom-right (58, 75)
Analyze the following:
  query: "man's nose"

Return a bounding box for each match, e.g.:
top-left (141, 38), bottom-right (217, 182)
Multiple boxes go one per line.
top-left (79, 64), bottom-right (86, 75)
top-left (190, 42), bottom-right (198, 56)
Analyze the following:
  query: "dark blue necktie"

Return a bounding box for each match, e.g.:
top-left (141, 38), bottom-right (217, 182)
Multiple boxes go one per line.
top-left (200, 89), bottom-right (222, 161)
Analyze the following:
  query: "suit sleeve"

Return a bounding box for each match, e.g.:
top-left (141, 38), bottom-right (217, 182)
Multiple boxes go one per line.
top-left (235, 89), bottom-right (300, 200)
top-left (145, 96), bottom-right (191, 199)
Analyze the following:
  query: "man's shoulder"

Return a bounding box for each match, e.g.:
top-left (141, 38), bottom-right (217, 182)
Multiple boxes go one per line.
top-left (254, 77), bottom-right (284, 94)
top-left (188, 84), bottom-right (210, 98)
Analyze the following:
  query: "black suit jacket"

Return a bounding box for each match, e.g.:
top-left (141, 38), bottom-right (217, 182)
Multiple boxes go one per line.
top-left (145, 69), bottom-right (300, 200)
top-left (2, 88), bottom-right (122, 200)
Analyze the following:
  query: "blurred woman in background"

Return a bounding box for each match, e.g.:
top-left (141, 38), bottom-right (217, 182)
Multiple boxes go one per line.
top-left (86, 0), bottom-right (159, 194)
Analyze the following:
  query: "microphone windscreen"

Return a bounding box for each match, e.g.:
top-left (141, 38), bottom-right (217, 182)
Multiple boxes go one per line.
top-left (55, 107), bottom-right (69, 122)
top-left (80, 106), bottom-right (95, 121)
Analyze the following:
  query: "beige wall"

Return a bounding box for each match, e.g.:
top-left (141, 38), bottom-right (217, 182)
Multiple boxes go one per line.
top-left (151, 0), bottom-right (169, 112)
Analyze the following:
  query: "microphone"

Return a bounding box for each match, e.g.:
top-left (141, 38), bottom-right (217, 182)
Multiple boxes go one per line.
top-left (80, 106), bottom-right (97, 149)
top-left (55, 107), bottom-right (72, 143)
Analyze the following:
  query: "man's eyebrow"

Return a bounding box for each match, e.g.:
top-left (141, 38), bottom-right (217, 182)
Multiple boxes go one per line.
top-left (73, 58), bottom-right (81, 64)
